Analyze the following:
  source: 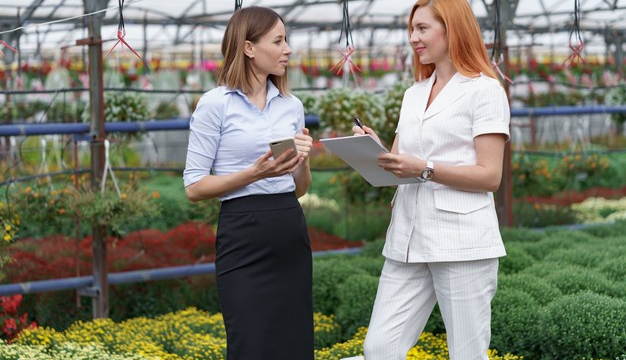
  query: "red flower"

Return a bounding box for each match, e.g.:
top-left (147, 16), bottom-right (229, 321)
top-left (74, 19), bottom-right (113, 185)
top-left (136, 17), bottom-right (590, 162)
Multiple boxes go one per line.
top-left (0, 295), bottom-right (22, 315)
top-left (2, 318), bottom-right (17, 334)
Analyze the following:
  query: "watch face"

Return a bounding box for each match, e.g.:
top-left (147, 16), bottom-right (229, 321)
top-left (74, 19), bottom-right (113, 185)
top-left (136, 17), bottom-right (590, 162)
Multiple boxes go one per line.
top-left (422, 169), bottom-right (434, 180)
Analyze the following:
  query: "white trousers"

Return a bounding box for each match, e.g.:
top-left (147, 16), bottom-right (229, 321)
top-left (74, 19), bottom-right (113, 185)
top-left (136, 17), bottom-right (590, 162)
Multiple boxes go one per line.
top-left (363, 258), bottom-right (499, 360)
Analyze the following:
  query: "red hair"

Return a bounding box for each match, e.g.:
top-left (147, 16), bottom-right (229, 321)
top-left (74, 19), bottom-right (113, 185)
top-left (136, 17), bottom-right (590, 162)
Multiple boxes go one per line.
top-left (409, 0), bottom-right (498, 82)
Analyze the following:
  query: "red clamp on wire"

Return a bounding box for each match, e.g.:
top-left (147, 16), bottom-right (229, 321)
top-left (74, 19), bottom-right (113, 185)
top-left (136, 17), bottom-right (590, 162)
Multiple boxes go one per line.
top-left (330, 45), bottom-right (361, 75)
top-left (491, 56), bottom-right (514, 84)
top-left (106, 28), bottom-right (142, 60)
top-left (561, 41), bottom-right (585, 68)
top-left (0, 40), bottom-right (17, 57)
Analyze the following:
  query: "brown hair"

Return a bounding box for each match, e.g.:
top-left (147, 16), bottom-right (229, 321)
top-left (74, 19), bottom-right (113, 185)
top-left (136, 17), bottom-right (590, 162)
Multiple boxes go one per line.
top-left (409, 0), bottom-right (498, 82)
top-left (218, 6), bottom-right (291, 95)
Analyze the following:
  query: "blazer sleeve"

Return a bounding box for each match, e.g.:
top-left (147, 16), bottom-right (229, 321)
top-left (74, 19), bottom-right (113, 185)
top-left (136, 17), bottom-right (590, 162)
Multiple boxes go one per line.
top-left (471, 82), bottom-right (511, 141)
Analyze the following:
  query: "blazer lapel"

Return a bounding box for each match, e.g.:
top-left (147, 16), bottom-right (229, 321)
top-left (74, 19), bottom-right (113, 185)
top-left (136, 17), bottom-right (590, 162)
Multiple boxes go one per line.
top-left (423, 72), bottom-right (473, 121)
top-left (414, 74), bottom-right (436, 122)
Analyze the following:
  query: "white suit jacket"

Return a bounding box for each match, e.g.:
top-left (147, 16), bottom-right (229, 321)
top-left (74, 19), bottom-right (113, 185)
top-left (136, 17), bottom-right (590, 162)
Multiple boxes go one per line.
top-left (383, 71), bottom-right (510, 263)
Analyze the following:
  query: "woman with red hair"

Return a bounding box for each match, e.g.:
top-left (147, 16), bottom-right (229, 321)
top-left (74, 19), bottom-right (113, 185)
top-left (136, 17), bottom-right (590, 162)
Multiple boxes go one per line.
top-left (353, 0), bottom-right (510, 359)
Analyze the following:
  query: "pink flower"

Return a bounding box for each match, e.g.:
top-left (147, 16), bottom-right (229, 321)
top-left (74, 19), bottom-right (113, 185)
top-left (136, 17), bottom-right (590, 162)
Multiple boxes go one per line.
top-left (581, 74), bottom-right (593, 89)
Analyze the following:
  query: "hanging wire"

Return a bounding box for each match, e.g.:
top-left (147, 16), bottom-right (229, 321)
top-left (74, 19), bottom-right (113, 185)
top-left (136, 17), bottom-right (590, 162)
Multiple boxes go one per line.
top-left (234, 0), bottom-right (243, 11)
top-left (562, 0), bottom-right (585, 67)
top-left (330, 0), bottom-right (360, 76)
top-left (490, 0), bottom-right (501, 62)
top-left (338, 0), bottom-right (354, 48)
top-left (0, 0), bottom-right (145, 36)
top-left (489, 0), bottom-right (513, 84)
top-left (106, 0), bottom-right (142, 59)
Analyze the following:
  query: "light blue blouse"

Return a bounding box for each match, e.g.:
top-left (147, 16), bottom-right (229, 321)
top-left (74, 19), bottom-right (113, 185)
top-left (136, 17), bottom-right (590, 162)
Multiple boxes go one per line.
top-left (183, 81), bottom-right (305, 201)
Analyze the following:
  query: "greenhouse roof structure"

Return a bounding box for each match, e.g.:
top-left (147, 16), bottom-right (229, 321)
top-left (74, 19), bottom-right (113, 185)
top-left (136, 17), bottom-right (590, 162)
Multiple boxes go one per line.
top-left (0, 0), bottom-right (625, 58)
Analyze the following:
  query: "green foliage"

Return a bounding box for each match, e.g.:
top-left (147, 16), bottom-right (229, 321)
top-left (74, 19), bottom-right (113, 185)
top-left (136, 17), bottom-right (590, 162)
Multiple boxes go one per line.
top-left (500, 227), bottom-right (544, 243)
top-left (512, 153), bottom-right (562, 197)
top-left (542, 246), bottom-right (616, 269)
top-left (67, 179), bottom-right (161, 238)
top-left (498, 244), bottom-right (535, 275)
top-left (312, 258), bottom-right (367, 315)
top-left (329, 170), bottom-right (396, 206)
top-left (46, 101), bottom-right (88, 123)
top-left (379, 81), bottom-right (411, 146)
top-left (293, 91), bottom-right (319, 116)
top-left (605, 85), bottom-right (626, 125)
top-left (544, 267), bottom-right (623, 298)
top-left (316, 88), bottom-right (384, 135)
top-left (335, 274), bottom-right (379, 338)
top-left (513, 202), bottom-right (579, 228)
top-left (490, 288), bottom-right (541, 359)
top-left (8, 181), bottom-right (73, 238)
top-left (498, 273), bottom-right (562, 306)
top-left (598, 255), bottom-right (626, 283)
top-left (0, 101), bottom-right (46, 122)
top-left (538, 292), bottom-right (626, 360)
top-left (560, 153), bottom-right (618, 191)
top-left (518, 231), bottom-right (595, 260)
top-left (152, 101), bottom-right (180, 120)
top-left (104, 92), bottom-right (150, 122)
top-left (581, 219), bottom-right (626, 238)
top-left (359, 239), bottom-right (385, 258)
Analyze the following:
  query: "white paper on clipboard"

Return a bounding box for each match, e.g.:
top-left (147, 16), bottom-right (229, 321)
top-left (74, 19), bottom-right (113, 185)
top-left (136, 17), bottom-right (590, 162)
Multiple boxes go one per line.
top-left (320, 135), bottom-right (422, 187)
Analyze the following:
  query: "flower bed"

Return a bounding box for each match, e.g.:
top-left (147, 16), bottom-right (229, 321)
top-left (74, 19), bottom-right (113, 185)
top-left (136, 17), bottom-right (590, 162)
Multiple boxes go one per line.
top-left (4, 222), bottom-right (362, 283)
top-left (0, 307), bottom-right (523, 360)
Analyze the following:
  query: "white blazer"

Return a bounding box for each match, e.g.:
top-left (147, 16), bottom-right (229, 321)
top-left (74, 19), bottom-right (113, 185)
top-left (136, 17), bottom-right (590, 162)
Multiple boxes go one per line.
top-left (382, 71), bottom-right (511, 263)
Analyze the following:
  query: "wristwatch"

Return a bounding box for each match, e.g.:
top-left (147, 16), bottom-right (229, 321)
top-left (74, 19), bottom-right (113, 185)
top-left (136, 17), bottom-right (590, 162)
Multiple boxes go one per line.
top-left (420, 161), bottom-right (434, 181)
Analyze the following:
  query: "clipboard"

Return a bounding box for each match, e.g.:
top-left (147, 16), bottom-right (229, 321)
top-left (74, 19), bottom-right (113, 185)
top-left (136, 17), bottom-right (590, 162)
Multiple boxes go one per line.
top-left (320, 135), bottom-right (422, 187)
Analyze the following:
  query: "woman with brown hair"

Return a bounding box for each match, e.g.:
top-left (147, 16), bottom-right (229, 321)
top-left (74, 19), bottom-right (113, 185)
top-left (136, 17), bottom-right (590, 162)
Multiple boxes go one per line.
top-left (183, 6), bottom-right (314, 359)
top-left (353, 0), bottom-right (510, 359)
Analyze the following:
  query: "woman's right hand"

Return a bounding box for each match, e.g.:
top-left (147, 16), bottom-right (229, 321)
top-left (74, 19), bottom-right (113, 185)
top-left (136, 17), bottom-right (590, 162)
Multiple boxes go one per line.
top-left (251, 149), bottom-right (303, 180)
top-left (352, 125), bottom-right (383, 146)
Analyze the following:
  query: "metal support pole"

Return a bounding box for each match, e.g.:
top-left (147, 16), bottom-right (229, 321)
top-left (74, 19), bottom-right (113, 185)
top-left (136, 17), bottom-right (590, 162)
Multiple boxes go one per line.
top-left (491, 0), bottom-right (518, 228)
top-left (83, 0), bottom-right (110, 319)
top-left (496, 45), bottom-right (514, 227)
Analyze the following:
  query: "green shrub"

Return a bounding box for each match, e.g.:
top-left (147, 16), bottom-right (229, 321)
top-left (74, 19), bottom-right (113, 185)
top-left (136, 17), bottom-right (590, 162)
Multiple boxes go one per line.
top-left (581, 220), bottom-right (626, 238)
top-left (542, 246), bottom-right (614, 269)
top-left (335, 274), bottom-right (379, 338)
top-left (598, 256), bottom-right (626, 283)
top-left (500, 227), bottom-right (545, 243)
top-left (520, 262), bottom-right (583, 278)
top-left (498, 273), bottom-right (562, 306)
top-left (499, 244), bottom-right (535, 275)
top-left (359, 239), bottom-right (385, 258)
top-left (513, 202), bottom-right (578, 228)
top-left (343, 256), bottom-right (384, 277)
top-left (520, 231), bottom-right (595, 260)
top-left (312, 258), bottom-right (367, 314)
top-left (538, 292), bottom-right (626, 360)
top-left (544, 267), bottom-right (622, 298)
top-left (490, 288), bottom-right (541, 359)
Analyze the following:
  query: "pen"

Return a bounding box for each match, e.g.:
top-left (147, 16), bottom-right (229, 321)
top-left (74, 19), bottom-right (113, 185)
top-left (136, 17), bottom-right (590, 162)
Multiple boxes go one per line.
top-left (353, 116), bottom-right (364, 131)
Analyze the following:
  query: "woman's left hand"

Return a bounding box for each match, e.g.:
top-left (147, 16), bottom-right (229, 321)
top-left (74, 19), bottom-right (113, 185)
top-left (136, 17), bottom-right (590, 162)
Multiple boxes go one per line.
top-left (378, 153), bottom-right (425, 178)
top-left (295, 128), bottom-right (313, 160)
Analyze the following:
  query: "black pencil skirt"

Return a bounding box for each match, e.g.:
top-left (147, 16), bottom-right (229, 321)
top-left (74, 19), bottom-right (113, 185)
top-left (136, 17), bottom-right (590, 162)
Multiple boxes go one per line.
top-left (215, 192), bottom-right (314, 360)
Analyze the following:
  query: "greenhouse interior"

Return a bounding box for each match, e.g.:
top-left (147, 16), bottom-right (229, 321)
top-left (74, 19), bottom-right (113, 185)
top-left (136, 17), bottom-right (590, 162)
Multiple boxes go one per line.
top-left (0, 0), bottom-right (625, 359)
